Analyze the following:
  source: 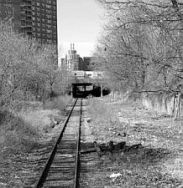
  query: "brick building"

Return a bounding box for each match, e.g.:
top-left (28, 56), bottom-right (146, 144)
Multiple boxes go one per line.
top-left (0, 0), bottom-right (57, 45)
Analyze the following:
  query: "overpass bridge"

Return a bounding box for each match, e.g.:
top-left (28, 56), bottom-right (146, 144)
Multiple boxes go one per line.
top-left (72, 70), bottom-right (104, 81)
top-left (70, 71), bottom-right (109, 98)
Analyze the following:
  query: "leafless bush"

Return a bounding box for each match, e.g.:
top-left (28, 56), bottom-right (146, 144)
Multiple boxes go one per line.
top-left (0, 22), bottom-right (70, 110)
top-left (0, 21), bottom-right (72, 148)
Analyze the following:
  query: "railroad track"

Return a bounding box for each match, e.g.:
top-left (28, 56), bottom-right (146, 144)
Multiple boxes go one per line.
top-left (34, 98), bottom-right (83, 188)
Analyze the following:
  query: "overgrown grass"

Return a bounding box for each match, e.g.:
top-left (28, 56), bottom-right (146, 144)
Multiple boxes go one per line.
top-left (0, 110), bottom-right (39, 154)
top-left (18, 95), bottom-right (72, 136)
top-left (87, 98), bottom-right (124, 143)
top-left (11, 100), bottom-right (43, 112)
top-left (88, 98), bottom-right (118, 123)
top-left (0, 109), bottom-right (40, 188)
top-left (0, 95), bottom-right (71, 187)
top-left (0, 95), bottom-right (71, 156)
top-left (43, 95), bottom-right (71, 113)
top-left (86, 98), bottom-right (183, 186)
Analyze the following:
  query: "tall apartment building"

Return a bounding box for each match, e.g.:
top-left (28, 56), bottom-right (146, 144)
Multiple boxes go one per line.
top-left (0, 0), bottom-right (57, 45)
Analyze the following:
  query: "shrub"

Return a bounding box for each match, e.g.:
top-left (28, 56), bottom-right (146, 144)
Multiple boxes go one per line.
top-left (0, 110), bottom-right (39, 153)
top-left (0, 22), bottom-right (62, 108)
top-left (43, 95), bottom-right (72, 113)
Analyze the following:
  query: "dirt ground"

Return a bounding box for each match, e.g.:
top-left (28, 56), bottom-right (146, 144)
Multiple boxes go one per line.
top-left (83, 97), bottom-right (183, 187)
top-left (0, 99), bottom-right (70, 188)
top-left (1, 97), bottom-right (183, 187)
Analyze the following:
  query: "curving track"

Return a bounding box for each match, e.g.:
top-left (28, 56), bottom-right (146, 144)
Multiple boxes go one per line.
top-left (34, 98), bottom-right (83, 188)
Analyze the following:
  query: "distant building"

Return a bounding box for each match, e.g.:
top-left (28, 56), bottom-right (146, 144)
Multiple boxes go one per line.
top-left (0, 0), bottom-right (58, 67)
top-left (61, 44), bottom-right (98, 72)
top-left (0, 0), bottom-right (57, 45)
top-left (62, 44), bottom-right (83, 71)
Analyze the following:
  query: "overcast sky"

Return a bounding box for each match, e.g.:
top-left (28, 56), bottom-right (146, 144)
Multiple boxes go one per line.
top-left (57, 0), bottom-right (105, 58)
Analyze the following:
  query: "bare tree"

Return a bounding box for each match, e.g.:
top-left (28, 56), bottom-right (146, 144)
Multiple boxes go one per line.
top-left (0, 22), bottom-right (69, 109)
top-left (94, 0), bottom-right (183, 94)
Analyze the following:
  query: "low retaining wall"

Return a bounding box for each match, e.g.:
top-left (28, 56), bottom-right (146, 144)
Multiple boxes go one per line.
top-left (141, 92), bottom-right (177, 115)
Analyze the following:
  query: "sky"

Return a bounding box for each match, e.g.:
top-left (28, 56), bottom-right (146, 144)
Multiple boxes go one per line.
top-left (57, 0), bottom-right (105, 58)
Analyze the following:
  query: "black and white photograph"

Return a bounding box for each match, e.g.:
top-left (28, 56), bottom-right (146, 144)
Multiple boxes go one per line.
top-left (0, 0), bottom-right (183, 187)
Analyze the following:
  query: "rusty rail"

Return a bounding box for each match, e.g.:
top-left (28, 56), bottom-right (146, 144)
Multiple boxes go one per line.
top-left (74, 99), bottom-right (82, 188)
top-left (34, 99), bottom-right (78, 188)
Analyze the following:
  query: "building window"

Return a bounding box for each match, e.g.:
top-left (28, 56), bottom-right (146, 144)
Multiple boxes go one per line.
top-left (52, 15), bottom-right (56, 20)
top-left (46, 9), bottom-right (51, 14)
top-left (46, 15), bottom-right (52, 19)
top-left (47, 0), bottom-right (52, 4)
top-left (47, 20), bottom-right (51, 24)
top-left (47, 33), bottom-right (52, 38)
top-left (47, 29), bottom-right (52, 33)
top-left (46, 4), bottom-right (51, 9)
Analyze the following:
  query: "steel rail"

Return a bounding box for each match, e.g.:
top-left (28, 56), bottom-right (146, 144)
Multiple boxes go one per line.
top-left (34, 98), bottom-right (78, 188)
top-left (74, 99), bottom-right (82, 188)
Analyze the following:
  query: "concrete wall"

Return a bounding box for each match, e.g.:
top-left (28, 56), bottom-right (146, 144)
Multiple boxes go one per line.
top-left (141, 93), bottom-right (176, 115)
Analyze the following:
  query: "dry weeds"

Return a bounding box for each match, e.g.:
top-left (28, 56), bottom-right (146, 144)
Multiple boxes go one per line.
top-left (86, 97), bottom-right (183, 187)
top-left (0, 95), bottom-right (71, 187)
